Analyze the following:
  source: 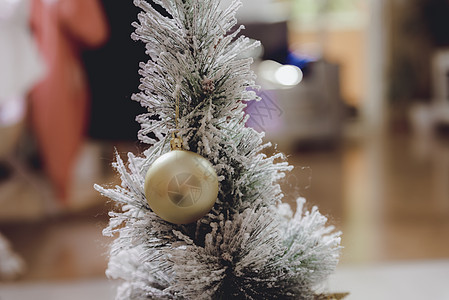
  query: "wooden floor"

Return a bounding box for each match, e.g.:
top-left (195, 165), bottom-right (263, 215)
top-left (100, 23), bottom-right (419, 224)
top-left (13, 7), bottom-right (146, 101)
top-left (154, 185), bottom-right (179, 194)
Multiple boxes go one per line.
top-left (1, 130), bottom-right (448, 282)
top-left (283, 131), bottom-right (449, 264)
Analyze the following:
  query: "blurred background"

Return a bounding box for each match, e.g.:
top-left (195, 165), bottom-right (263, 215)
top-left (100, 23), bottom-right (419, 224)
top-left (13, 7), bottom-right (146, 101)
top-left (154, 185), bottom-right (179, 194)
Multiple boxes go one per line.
top-left (0, 0), bottom-right (448, 299)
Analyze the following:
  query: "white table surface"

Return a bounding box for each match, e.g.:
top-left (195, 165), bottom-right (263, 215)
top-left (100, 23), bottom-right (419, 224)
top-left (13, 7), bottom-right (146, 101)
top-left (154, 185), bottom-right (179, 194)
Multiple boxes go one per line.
top-left (326, 260), bottom-right (449, 300)
top-left (1, 260), bottom-right (448, 300)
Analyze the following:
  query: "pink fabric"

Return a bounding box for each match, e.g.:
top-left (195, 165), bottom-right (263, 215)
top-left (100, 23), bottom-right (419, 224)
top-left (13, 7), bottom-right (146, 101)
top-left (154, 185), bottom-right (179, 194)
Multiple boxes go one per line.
top-left (30, 0), bottom-right (108, 201)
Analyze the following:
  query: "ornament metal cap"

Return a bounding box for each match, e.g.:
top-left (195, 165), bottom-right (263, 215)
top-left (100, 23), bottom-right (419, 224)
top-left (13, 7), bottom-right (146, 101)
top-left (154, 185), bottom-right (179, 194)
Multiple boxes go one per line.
top-left (170, 132), bottom-right (183, 150)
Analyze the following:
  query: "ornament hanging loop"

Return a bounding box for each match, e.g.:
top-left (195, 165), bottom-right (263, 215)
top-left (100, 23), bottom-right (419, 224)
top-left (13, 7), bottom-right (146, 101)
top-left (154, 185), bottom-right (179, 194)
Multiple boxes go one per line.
top-left (170, 85), bottom-right (183, 151)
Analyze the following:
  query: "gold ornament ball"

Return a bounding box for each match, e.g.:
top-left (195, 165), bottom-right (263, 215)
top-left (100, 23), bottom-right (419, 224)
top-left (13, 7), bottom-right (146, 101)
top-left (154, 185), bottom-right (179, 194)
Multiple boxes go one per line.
top-left (144, 150), bottom-right (219, 224)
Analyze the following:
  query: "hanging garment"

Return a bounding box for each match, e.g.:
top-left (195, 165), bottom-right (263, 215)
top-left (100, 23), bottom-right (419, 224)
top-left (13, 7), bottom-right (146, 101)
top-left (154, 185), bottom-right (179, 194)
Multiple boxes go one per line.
top-left (0, 0), bottom-right (44, 164)
top-left (0, 0), bottom-right (45, 102)
top-left (30, 0), bottom-right (108, 201)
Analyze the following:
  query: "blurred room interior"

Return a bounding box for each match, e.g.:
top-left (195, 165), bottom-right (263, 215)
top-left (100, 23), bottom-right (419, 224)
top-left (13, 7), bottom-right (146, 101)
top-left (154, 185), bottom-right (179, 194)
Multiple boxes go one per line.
top-left (0, 0), bottom-right (448, 299)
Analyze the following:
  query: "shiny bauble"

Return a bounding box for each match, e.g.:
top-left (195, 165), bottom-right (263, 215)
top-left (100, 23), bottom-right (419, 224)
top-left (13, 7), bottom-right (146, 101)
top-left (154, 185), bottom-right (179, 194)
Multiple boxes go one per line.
top-left (144, 150), bottom-right (218, 224)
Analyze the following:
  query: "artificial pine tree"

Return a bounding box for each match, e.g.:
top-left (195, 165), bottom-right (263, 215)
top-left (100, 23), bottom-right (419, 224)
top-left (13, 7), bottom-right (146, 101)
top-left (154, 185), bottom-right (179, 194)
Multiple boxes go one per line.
top-left (95, 0), bottom-right (342, 299)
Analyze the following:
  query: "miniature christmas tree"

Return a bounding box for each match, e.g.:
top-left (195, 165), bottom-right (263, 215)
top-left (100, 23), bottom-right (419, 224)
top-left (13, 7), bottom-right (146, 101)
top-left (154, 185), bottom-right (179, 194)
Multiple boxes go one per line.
top-left (95, 0), bottom-right (342, 299)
